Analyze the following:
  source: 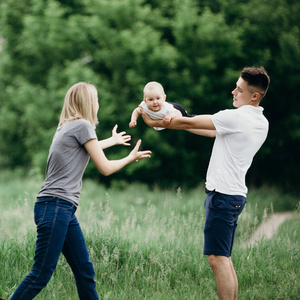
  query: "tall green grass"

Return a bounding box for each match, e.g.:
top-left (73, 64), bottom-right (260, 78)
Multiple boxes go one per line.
top-left (0, 171), bottom-right (299, 299)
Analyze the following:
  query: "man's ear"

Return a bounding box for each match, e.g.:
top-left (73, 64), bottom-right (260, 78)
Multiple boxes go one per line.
top-left (252, 92), bottom-right (260, 101)
top-left (164, 94), bottom-right (167, 100)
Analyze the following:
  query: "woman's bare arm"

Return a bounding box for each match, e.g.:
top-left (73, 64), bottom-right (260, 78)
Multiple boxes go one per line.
top-left (85, 139), bottom-right (151, 176)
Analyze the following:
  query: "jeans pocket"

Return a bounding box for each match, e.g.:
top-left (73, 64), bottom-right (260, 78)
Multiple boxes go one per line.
top-left (34, 202), bottom-right (48, 226)
top-left (57, 199), bottom-right (75, 211)
top-left (229, 200), bottom-right (246, 214)
top-left (211, 194), bottom-right (227, 210)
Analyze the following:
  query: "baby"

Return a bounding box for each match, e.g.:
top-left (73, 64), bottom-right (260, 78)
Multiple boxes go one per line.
top-left (129, 81), bottom-right (194, 131)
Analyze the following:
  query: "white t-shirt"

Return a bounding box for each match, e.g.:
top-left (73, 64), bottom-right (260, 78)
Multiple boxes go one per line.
top-left (138, 101), bottom-right (177, 130)
top-left (205, 105), bottom-right (269, 197)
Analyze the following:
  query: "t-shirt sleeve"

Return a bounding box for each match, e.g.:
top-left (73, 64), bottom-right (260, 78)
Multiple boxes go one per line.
top-left (75, 120), bottom-right (97, 145)
top-left (212, 109), bottom-right (240, 135)
top-left (136, 101), bottom-right (146, 114)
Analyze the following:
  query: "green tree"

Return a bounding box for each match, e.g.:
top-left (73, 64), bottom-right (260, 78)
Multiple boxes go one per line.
top-left (0, 0), bottom-right (299, 191)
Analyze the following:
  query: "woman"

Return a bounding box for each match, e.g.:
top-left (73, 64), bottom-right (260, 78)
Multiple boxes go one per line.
top-left (10, 82), bottom-right (151, 299)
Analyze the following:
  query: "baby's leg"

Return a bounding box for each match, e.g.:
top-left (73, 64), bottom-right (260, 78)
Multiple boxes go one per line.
top-left (170, 103), bottom-right (195, 117)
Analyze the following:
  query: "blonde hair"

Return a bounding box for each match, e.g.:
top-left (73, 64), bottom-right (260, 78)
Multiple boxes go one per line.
top-left (59, 82), bottom-right (99, 128)
top-left (143, 81), bottom-right (165, 98)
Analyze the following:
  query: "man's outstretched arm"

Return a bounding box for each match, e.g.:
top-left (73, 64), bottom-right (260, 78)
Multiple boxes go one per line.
top-left (140, 106), bottom-right (216, 135)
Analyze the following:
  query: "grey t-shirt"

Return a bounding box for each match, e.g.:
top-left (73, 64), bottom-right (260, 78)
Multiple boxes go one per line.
top-left (37, 119), bottom-right (97, 206)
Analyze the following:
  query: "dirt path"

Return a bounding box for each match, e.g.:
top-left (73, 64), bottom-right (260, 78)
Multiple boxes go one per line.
top-left (247, 211), bottom-right (299, 247)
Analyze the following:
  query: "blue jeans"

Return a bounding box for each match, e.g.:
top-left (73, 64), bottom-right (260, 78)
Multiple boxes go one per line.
top-left (10, 197), bottom-right (99, 300)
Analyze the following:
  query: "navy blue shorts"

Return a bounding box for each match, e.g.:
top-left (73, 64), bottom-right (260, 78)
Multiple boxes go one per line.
top-left (169, 103), bottom-right (195, 117)
top-left (203, 190), bottom-right (246, 257)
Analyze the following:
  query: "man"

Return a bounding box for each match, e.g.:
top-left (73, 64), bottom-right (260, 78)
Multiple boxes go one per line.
top-left (140, 67), bottom-right (270, 300)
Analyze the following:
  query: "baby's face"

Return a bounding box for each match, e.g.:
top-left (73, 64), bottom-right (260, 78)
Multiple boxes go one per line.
top-left (144, 87), bottom-right (166, 112)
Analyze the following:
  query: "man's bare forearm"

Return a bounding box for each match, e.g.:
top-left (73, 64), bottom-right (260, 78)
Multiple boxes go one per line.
top-left (186, 128), bottom-right (216, 137)
top-left (162, 115), bottom-right (215, 130)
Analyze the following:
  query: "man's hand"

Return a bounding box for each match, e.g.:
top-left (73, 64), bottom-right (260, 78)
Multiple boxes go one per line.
top-left (162, 110), bottom-right (181, 126)
top-left (163, 114), bottom-right (172, 126)
top-left (139, 105), bottom-right (164, 128)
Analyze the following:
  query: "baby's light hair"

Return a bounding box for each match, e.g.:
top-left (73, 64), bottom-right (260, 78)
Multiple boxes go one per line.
top-left (59, 82), bottom-right (99, 128)
top-left (143, 81), bottom-right (165, 98)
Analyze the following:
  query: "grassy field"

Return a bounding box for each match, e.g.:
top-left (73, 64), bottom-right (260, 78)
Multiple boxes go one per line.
top-left (0, 170), bottom-right (299, 299)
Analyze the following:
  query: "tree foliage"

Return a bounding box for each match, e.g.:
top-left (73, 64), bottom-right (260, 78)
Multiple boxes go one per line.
top-left (0, 0), bottom-right (299, 191)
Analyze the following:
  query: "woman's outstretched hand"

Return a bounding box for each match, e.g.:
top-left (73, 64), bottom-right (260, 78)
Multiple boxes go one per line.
top-left (129, 139), bottom-right (151, 162)
top-left (112, 124), bottom-right (131, 146)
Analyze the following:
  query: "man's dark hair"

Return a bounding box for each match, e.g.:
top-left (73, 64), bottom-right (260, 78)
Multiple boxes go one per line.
top-left (241, 67), bottom-right (270, 100)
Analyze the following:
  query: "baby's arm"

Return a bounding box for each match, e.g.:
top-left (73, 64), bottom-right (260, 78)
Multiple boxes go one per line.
top-left (129, 107), bottom-right (141, 128)
top-left (163, 109), bottom-right (182, 126)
